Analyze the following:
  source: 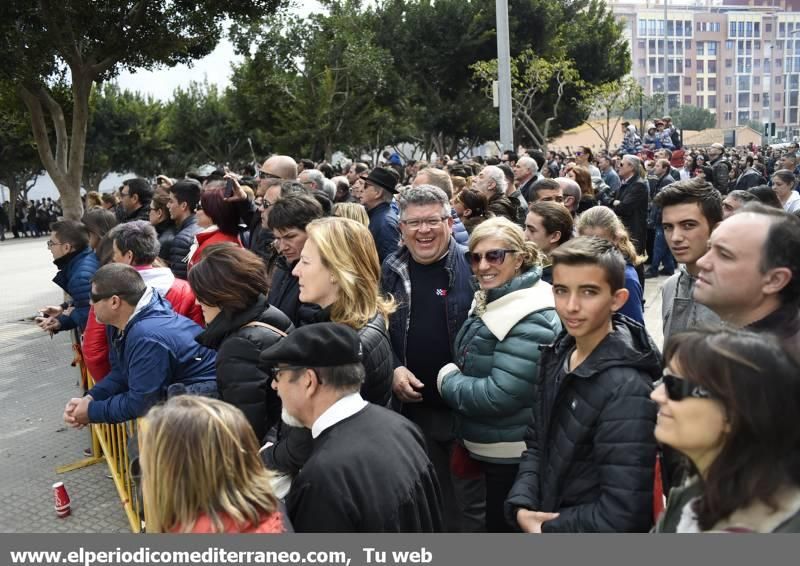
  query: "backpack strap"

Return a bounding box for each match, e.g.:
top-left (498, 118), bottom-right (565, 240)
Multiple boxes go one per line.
top-left (240, 320), bottom-right (288, 337)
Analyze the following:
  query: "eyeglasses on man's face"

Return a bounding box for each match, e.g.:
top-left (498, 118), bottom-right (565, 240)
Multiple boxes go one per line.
top-left (90, 291), bottom-right (118, 304)
top-left (401, 216), bottom-right (448, 230)
top-left (259, 171), bottom-right (281, 180)
top-left (270, 366), bottom-right (306, 382)
top-left (47, 240), bottom-right (66, 249)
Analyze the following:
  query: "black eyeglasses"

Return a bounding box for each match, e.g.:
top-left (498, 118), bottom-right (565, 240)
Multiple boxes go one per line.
top-left (259, 171), bottom-right (281, 180)
top-left (270, 366), bottom-right (306, 382)
top-left (468, 249), bottom-right (517, 267)
top-left (656, 372), bottom-right (714, 402)
top-left (90, 291), bottom-right (118, 304)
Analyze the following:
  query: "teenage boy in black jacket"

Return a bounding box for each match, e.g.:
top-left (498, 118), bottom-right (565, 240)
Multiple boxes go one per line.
top-left (505, 236), bottom-right (660, 533)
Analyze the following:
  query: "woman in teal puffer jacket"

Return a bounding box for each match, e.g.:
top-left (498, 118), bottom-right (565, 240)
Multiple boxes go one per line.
top-left (437, 216), bottom-right (561, 532)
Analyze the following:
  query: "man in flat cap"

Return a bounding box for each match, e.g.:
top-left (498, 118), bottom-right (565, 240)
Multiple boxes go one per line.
top-left (262, 322), bottom-right (443, 532)
top-left (358, 167), bottom-right (400, 263)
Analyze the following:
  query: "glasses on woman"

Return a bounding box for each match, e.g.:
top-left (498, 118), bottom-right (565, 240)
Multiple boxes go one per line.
top-left (467, 249), bottom-right (517, 267)
top-left (655, 372), bottom-right (714, 402)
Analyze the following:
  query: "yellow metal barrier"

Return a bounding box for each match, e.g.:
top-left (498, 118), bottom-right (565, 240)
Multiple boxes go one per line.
top-left (56, 345), bottom-right (146, 533)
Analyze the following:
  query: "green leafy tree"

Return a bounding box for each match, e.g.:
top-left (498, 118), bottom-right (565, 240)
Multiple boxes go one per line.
top-left (673, 104), bottom-right (717, 131)
top-left (581, 77), bottom-right (643, 151)
top-left (84, 84), bottom-right (168, 192)
top-left (0, 0), bottom-right (286, 219)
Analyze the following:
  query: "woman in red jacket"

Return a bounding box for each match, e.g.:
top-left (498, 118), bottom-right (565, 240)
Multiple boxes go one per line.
top-left (186, 186), bottom-right (242, 270)
top-left (141, 395), bottom-right (290, 533)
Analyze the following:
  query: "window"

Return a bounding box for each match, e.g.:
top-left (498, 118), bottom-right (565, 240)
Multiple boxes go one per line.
top-left (669, 94), bottom-right (680, 109)
top-left (676, 20), bottom-right (683, 36)
top-left (746, 22), bottom-right (753, 38)
top-left (731, 22), bottom-right (736, 37)
top-left (766, 23), bottom-right (772, 33)
top-left (649, 58), bottom-right (657, 73)
top-left (763, 96), bottom-right (769, 108)
top-left (684, 76), bottom-right (692, 86)
top-left (714, 23), bottom-right (720, 33)
top-left (780, 22), bottom-right (786, 36)
top-left (653, 77), bottom-right (664, 93)
top-left (725, 94), bottom-right (733, 103)
top-left (685, 57), bottom-right (692, 69)
top-left (684, 95), bottom-right (692, 104)
top-left (639, 58), bottom-right (646, 68)
top-left (708, 60), bottom-right (717, 73)
top-left (697, 95), bottom-right (705, 107)
top-left (775, 110), bottom-right (781, 119)
top-left (777, 76), bottom-right (782, 85)
top-left (638, 40), bottom-right (646, 50)
top-left (649, 19), bottom-right (657, 36)
top-left (685, 20), bottom-right (692, 36)
top-left (755, 40), bottom-right (761, 51)
top-left (708, 42), bottom-right (718, 56)
top-left (708, 95), bottom-right (717, 108)
top-left (738, 76), bottom-right (751, 91)
top-left (754, 93), bottom-right (761, 103)
top-left (739, 93), bottom-right (750, 107)
top-left (697, 78), bottom-right (705, 90)
top-left (776, 93), bottom-right (782, 102)
top-left (697, 41), bottom-right (704, 55)
top-left (777, 58), bottom-right (783, 67)
top-left (668, 76), bottom-right (680, 91)
top-left (738, 22), bottom-right (745, 37)
top-left (726, 40), bottom-right (734, 50)
top-left (697, 59), bottom-right (704, 72)
top-left (738, 111), bottom-right (750, 123)
top-left (753, 111), bottom-right (760, 120)
top-left (686, 39), bottom-right (692, 50)
top-left (754, 59), bottom-right (761, 68)
top-left (754, 76), bottom-right (761, 86)
top-left (708, 77), bottom-right (717, 90)
top-left (667, 20), bottom-right (675, 36)
top-left (724, 111), bottom-right (733, 121)
top-left (765, 59), bottom-right (771, 73)
top-left (725, 77), bottom-right (733, 86)
top-left (726, 58), bottom-right (733, 68)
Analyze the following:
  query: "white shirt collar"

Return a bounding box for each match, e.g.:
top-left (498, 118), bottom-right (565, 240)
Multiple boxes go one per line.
top-left (311, 393), bottom-right (368, 439)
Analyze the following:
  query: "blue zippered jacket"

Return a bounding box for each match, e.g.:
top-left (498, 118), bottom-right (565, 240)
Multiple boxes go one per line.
top-left (52, 247), bottom-right (100, 333)
top-left (87, 291), bottom-right (217, 423)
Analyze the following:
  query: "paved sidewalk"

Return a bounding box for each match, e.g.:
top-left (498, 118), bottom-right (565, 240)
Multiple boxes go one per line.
top-left (0, 237), bottom-right (129, 533)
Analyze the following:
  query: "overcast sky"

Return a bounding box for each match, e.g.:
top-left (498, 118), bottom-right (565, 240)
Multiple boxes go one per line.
top-left (115, 1), bottom-right (325, 101)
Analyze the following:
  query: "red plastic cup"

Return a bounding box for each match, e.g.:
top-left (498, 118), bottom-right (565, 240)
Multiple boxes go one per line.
top-left (53, 482), bottom-right (71, 518)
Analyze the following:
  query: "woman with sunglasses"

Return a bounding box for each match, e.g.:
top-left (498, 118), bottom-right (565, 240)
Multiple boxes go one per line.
top-left (653, 328), bottom-right (800, 533)
top-left (141, 395), bottom-right (290, 533)
top-left (149, 190), bottom-right (176, 262)
top-left (437, 216), bottom-right (562, 532)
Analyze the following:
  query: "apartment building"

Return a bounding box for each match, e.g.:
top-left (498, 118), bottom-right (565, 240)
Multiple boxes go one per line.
top-left (610, 0), bottom-right (800, 138)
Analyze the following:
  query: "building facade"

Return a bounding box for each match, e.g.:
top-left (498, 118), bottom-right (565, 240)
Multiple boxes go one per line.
top-left (610, 0), bottom-right (800, 139)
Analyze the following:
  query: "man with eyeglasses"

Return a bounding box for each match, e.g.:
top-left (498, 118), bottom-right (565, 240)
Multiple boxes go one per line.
top-left (381, 185), bottom-right (484, 532)
top-left (119, 178), bottom-right (153, 223)
top-left (358, 167), bottom-right (400, 263)
top-left (259, 155), bottom-right (298, 183)
top-left (262, 322), bottom-right (443, 532)
top-left (37, 220), bottom-right (100, 336)
top-left (62, 264), bottom-right (217, 426)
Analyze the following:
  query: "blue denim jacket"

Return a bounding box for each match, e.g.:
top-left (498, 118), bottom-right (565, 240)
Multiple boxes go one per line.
top-left (381, 237), bottom-right (474, 368)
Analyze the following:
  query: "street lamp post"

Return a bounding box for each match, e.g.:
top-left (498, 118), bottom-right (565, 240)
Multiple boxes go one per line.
top-left (663, 0), bottom-right (669, 116)
top-left (767, 42), bottom-right (773, 146)
top-left (496, 0), bottom-right (513, 151)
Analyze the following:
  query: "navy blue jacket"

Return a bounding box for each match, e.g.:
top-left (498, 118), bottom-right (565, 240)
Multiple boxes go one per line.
top-left (52, 247), bottom-right (100, 333)
top-left (87, 291), bottom-right (217, 423)
top-left (381, 237), bottom-right (474, 368)
top-left (368, 202), bottom-right (400, 264)
top-left (451, 212), bottom-right (469, 245)
top-left (168, 215), bottom-right (202, 280)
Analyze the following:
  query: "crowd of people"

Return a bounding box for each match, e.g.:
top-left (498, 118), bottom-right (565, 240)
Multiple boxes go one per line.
top-left (23, 137), bottom-right (800, 533)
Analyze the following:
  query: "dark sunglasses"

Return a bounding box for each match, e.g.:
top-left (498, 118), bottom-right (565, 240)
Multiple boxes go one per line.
top-left (259, 171), bottom-right (281, 180)
top-left (467, 249), bottom-right (517, 267)
top-left (90, 291), bottom-right (117, 303)
top-left (656, 372), bottom-right (714, 402)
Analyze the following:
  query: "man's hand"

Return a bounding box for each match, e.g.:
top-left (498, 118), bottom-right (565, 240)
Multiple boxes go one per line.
top-left (392, 366), bottom-right (424, 403)
top-left (516, 509), bottom-right (560, 533)
top-left (64, 396), bottom-right (93, 429)
top-left (39, 305), bottom-right (63, 317)
top-left (37, 316), bottom-right (61, 333)
top-left (222, 174), bottom-right (248, 203)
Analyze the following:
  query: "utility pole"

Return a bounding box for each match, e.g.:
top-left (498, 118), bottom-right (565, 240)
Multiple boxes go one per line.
top-left (496, 0), bottom-right (514, 151)
top-left (663, 0), bottom-right (669, 117)
top-left (767, 42), bottom-right (773, 145)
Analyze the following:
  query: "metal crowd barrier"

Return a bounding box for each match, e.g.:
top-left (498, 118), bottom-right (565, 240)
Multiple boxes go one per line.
top-left (55, 343), bottom-right (146, 533)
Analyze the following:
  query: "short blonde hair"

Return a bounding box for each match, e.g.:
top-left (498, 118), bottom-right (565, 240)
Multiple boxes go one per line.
top-left (468, 216), bottom-right (541, 269)
top-left (305, 217), bottom-right (396, 329)
top-left (332, 202), bottom-right (369, 226)
top-left (141, 396), bottom-right (278, 533)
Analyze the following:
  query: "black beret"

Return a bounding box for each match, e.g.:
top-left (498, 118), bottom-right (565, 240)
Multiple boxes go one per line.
top-left (259, 322), bottom-right (363, 367)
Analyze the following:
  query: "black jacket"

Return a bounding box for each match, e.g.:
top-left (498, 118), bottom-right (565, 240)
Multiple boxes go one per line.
top-left (505, 315), bottom-right (660, 532)
top-left (168, 215), bottom-right (202, 280)
top-left (267, 256), bottom-right (319, 327)
top-left (122, 205), bottom-right (151, 223)
top-left (155, 220), bottom-right (177, 262)
top-left (614, 175), bottom-right (649, 254)
top-left (709, 156), bottom-right (731, 195)
top-left (195, 294), bottom-right (294, 440)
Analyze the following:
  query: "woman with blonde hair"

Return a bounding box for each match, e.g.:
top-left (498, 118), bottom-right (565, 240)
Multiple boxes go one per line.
top-left (437, 216), bottom-right (562, 531)
top-left (577, 206), bottom-right (645, 323)
top-left (85, 191), bottom-right (103, 210)
top-left (293, 216), bottom-right (396, 405)
top-left (332, 202), bottom-right (369, 226)
top-left (141, 395), bottom-right (289, 533)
